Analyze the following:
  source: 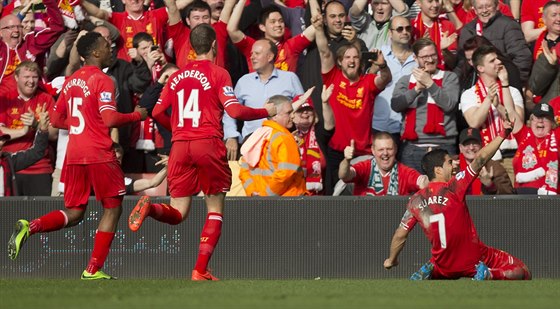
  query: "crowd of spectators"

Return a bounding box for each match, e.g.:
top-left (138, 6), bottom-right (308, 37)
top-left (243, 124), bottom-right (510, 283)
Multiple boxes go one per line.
top-left (0, 0), bottom-right (559, 197)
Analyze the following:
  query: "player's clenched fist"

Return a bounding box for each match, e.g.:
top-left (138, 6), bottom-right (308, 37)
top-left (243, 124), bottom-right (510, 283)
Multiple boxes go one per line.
top-left (344, 139), bottom-right (355, 160)
top-left (135, 106), bottom-right (148, 120)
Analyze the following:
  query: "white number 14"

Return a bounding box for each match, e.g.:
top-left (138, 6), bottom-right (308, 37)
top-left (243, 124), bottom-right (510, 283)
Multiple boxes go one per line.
top-left (177, 89), bottom-right (201, 128)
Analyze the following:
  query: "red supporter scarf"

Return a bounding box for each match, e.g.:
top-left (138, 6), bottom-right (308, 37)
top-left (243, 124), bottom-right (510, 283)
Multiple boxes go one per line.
top-left (136, 118), bottom-right (155, 151)
top-left (412, 12), bottom-right (445, 69)
top-left (293, 127), bottom-right (323, 195)
top-left (533, 31), bottom-right (547, 61)
top-left (476, 19), bottom-right (484, 36)
top-left (402, 70), bottom-right (446, 141)
top-left (474, 78), bottom-right (504, 146)
top-left (0, 156), bottom-right (12, 196)
top-left (459, 153), bottom-right (481, 195)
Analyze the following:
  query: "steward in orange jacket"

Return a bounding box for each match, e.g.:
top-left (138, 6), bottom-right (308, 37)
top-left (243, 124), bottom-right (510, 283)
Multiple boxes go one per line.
top-left (239, 113), bottom-right (306, 196)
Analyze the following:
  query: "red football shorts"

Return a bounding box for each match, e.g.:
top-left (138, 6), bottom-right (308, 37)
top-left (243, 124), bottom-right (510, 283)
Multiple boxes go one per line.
top-left (482, 246), bottom-right (528, 271)
top-left (431, 245), bottom-right (527, 279)
top-left (167, 139), bottom-right (231, 197)
top-left (63, 161), bottom-right (126, 209)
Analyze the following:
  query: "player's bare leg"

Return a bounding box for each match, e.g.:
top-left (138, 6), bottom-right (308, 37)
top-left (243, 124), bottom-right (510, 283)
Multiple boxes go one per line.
top-left (129, 196), bottom-right (188, 231)
top-left (192, 193), bottom-right (224, 281)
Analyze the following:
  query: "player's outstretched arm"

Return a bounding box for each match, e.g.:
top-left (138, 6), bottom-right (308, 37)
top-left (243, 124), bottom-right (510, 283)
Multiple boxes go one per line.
top-left (471, 118), bottom-right (514, 174)
top-left (225, 102), bottom-right (274, 121)
top-left (384, 226), bottom-right (410, 270)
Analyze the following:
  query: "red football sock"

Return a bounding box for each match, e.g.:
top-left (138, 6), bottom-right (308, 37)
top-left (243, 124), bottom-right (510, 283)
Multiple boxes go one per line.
top-left (85, 230), bottom-right (115, 274)
top-left (194, 212), bottom-right (223, 273)
top-left (29, 210), bottom-right (68, 235)
top-left (149, 203), bottom-right (183, 225)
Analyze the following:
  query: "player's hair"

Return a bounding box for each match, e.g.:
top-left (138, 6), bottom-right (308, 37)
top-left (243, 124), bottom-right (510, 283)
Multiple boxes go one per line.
top-left (132, 32), bottom-right (154, 48)
top-left (190, 23), bottom-right (216, 54)
top-left (472, 45), bottom-right (499, 71)
top-left (412, 38), bottom-right (437, 56)
top-left (77, 32), bottom-right (103, 59)
top-left (184, 0), bottom-right (211, 20)
top-left (543, 0), bottom-right (560, 17)
top-left (421, 149), bottom-right (449, 180)
top-left (323, 0), bottom-right (345, 15)
top-left (15, 61), bottom-right (40, 76)
top-left (259, 5), bottom-right (283, 25)
top-left (260, 39), bottom-right (278, 63)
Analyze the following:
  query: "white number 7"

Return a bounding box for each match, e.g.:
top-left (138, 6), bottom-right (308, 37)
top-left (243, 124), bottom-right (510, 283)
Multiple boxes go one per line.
top-left (429, 213), bottom-right (447, 249)
top-left (177, 89), bottom-right (201, 128)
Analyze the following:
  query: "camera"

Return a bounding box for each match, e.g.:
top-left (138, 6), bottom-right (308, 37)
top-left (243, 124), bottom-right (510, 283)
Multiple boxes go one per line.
top-left (151, 45), bottom-right (159, 52)
top-left (361, 51), bottom-right (378, 62)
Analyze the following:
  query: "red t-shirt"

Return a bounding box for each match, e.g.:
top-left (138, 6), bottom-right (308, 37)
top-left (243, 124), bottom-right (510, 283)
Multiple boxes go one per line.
top-left (156, 60), bottom-right (239, 141)
top-left (350, 161), bottom-right (421, 196)
top-left (235, 34), bottom-right (311, 72)
top-left (521, 0), bottom-right (548, 28)
top-left (110, 8), bottom-right (168, 62)
top-left (322, 66), bottom-right (380, 155)
top-left (54, 65), bottom-right (118, 164)
top-left (0, 89), bottom-right (54, 174)
top-left (400, 165), bottom-right (485, 277)
top-left (168, 21), bottom-right (228, 69)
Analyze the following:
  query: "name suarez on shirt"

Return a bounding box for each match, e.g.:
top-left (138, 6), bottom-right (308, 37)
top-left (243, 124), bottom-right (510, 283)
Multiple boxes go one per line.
top-left (417, 195), bottom-right (449, 210)
top-left (63, 78), bottom-right (91, 97)
top-left (170, 69), bottom-right (211, 91)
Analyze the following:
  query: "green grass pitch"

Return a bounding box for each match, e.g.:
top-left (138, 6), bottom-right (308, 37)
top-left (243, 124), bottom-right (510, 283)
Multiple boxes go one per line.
top-left (1, 279), bottom-right (559, 309)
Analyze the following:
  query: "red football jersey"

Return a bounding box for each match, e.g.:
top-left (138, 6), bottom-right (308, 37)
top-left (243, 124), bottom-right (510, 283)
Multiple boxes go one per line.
top-left (110, 8), bottom-right (169, 62)
top-left (322, 66), bottom-right (380, 155)
top-left (520, 0), bottom-right (547, 27)
top-left (1, 90), bottom-right (54, 174)
top-left (156, 60), bottom-right (239, 141)
top-left (54, 65), bottom-right (117, 164)
top-left (351, 161), bottom-right (421, 196)
top-left (400, 165), bottom-right (485, 277)
top-left (169, 21), bottom-right (228, 69)
top-left (235, 34), bottom-right (311, 72)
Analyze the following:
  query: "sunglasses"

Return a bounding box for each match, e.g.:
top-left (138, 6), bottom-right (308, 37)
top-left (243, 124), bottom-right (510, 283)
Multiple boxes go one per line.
top-left (390, 26), bottom-right (412, 33)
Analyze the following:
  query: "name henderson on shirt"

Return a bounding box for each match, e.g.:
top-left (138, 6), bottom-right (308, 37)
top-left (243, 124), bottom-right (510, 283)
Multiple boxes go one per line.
top-left (170, 69), bottom-right (211, 91)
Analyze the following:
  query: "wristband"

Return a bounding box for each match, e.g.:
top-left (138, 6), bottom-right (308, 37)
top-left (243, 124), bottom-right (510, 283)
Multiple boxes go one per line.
top-left (501, 84), bottom-right (509, 88)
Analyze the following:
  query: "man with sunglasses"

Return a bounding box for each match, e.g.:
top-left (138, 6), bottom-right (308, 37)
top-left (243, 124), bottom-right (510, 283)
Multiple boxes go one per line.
top-left (349, 0), bottom-right (409, 51)
top-left (0, 0), bottom-right (64, 85)
top-left (391, 38), bottom-right (460, 173)
top-left (373, 16), bottom-right (416, 145)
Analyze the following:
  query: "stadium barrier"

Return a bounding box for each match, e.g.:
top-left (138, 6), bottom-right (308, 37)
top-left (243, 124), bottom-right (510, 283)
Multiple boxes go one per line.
top-left (1, 196), bottom-right (557, 279)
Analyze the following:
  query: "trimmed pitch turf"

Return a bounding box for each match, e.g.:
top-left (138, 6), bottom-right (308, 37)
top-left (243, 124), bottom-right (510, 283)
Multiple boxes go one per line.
top-left (1, 279), bottom-right (558, 309)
